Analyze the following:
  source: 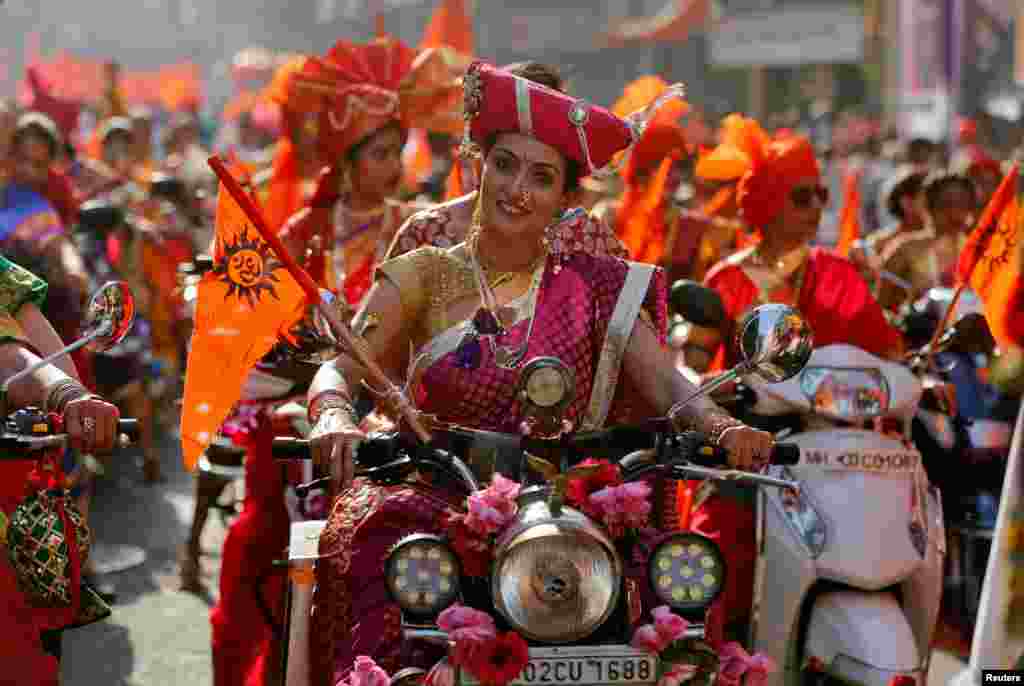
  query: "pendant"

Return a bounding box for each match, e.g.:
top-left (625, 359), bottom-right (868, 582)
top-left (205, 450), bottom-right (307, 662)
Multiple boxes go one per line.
top-left (455, 332), bottom-right (483, 370)
top-left (471, 307), bottom-right (501, 336)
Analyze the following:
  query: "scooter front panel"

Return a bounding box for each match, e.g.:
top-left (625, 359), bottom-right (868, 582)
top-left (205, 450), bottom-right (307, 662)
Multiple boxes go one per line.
top-left (779, 430), bottom-right (927, 588)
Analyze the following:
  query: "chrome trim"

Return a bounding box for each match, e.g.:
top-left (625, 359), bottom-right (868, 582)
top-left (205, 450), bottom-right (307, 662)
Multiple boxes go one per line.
top-left (491, 486), bottom-right (622, 643)
top-left (402, 628), bottom-right (451, 645)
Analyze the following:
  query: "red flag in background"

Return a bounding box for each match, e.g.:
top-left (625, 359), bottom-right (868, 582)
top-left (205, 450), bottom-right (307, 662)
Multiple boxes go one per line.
top-left (835, 167), bottom-right (863, 258)
top-left (955, 163), bottom-right (1021, 348)
top-left (179, 182), bottom-right (306, 469)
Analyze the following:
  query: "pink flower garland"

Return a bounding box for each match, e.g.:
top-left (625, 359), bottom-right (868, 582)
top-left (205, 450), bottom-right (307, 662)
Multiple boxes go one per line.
top-left (340, 656), bottom-right (391, 686)
top-left (631, 607), bottom-right (776, 686)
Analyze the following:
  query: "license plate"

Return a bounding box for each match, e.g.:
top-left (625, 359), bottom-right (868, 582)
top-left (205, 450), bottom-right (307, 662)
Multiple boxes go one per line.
top-left (460, 644), bottom-right (658, 686)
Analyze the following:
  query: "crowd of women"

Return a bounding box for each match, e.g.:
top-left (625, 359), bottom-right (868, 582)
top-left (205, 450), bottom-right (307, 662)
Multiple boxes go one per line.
top-left (1, 21), bottom-right (1024, 686)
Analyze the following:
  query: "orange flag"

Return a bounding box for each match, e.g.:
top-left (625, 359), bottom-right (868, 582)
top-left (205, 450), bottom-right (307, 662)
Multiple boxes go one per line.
top-left (835, 167), bottom-right (863, 257)
top-left (420, 0), bottom-right (474, 55)
top-left (179, 182), bottom-right (307, 469)
top-left (403, 128), bottom-right (434, 193)
top-left (955, 163), bottom-right (1021, 348)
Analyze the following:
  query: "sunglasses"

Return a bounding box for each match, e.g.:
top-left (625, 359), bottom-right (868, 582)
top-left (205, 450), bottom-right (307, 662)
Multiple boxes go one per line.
top-left (790, 185), bottom-right (829, 208)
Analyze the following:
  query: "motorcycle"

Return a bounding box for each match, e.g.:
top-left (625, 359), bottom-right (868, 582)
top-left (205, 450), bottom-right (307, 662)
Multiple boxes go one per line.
top-left (898, 287), bottom-right (1017, 633)
top-left (273, 304), bottom-right (814, 686)
top-left (0, 280), bottom-right (140, 662)
top-left (670, 285), bottom-right (965, 686)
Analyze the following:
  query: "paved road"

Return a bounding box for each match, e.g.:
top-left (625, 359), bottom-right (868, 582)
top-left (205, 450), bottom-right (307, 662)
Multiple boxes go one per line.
top-left (61, 433), bottom-right (226, 685)
top-left (56, 433), bottom-right (972, 685)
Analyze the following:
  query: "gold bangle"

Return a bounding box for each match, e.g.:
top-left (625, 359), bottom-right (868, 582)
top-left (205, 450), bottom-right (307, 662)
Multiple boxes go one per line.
top-left (308, 389), bottom-right (356, 425)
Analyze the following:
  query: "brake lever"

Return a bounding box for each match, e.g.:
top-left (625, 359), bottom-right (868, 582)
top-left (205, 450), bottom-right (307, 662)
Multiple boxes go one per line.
top-left (672, 463), bottom-right (800, 491)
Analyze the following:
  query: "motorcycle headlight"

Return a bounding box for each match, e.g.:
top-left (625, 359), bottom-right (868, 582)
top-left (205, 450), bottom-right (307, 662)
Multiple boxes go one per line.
top-left (648, 533), bottom-right (725, 614)
top-left (385, 535), bottom-right (461, 620)
top-left (492, 496), bottom-right (621, 643)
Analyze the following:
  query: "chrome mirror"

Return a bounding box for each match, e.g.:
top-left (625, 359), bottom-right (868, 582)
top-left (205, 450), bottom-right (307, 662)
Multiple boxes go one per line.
top-left (735, 304), bottom-right (814, 383)
top-left (83, 281), bottom-right (136, 352)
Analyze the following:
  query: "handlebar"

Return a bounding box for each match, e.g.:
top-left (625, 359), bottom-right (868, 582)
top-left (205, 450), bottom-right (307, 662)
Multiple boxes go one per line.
top-left (0, 418), bottom-right (140, 458)
top-left (270, 425), bottom-right (801, 490)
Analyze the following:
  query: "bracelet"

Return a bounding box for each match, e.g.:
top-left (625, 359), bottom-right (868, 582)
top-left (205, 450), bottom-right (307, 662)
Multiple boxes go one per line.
top-left (43, 379), bottom-right (93, 415)
top-left (308, 389), bottom-right (356, 425)
top-left (668, 404), bottom-right (744, 447)
top-left (702, 413), bottom-right (746, 446)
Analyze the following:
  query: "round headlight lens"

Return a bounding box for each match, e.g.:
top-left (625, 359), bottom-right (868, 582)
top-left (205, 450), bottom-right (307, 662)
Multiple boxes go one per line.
top-left (385, 535), bottom-right (460, 619)
top-left (648, 534), bottom-right (725, 612)
top-left (524, 366), bottom-right (568, 408)
top-left (493, 528), bottom-right (619, 643)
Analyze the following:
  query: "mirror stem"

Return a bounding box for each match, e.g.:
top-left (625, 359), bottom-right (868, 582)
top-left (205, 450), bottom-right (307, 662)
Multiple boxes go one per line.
top-left (674, 366), bottom-right (746, 411)
top-left (0, 325), bottom-right (108, 399)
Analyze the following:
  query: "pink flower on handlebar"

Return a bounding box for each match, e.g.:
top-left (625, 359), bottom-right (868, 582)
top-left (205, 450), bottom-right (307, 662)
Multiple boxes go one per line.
top-left (717, 642), bottom-right (777, 686)
top-left (424, 658), bottom-right (455, 686)
top-left (589, 481), bottom-right (652, 537)
top-left (658, 663), bottom-right (698, 686)
top-left (347, 656), bottom-right (391, 686)
top-left (437, 604), bottom-right (496, 634)
top-left (631, 623), bottom-right (666, 654)
top-left (486, 473), bottom-right (522, 504)
top-left (566, 458), bottom-right (621, 519)
top-left (652, 605), bottom-right (689, 643)
top-left (464, 475), bottom-right (521, 536)
top-left (631, 606), bottom-right (688, 654)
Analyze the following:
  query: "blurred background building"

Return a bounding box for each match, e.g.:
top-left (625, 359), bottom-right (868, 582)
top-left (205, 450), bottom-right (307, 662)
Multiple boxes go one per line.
top-left (0, 0), bottom-right (1020, 150)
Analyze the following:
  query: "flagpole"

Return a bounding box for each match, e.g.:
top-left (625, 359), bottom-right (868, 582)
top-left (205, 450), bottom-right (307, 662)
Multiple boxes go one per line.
top-left (206, 155), bottom-right (433, 444)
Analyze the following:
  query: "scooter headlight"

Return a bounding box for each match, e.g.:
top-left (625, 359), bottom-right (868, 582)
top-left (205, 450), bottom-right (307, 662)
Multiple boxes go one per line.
top-left (648, 533), bottom-right (725, 614)
top-left (493, 519), bottom-right (620, 643)
top-left (385, 535), bottom-right (461, 620)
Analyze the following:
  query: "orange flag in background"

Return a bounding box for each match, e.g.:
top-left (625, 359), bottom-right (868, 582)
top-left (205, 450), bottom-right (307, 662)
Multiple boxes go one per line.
top-left (420, 0), bottom-right (474, 55)
top-left (179, 182), bottom-right (306, 469)
top-left (403, 128), bottom-right (434, 193)
top-left (836, 167), bottom-right (863, 257)
top-left (955, 163), bottom-right (1021, 348)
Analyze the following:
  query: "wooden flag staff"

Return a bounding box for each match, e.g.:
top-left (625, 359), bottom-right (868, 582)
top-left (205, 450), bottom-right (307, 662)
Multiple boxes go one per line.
top-left (206, 155), bottom-right (433, 445)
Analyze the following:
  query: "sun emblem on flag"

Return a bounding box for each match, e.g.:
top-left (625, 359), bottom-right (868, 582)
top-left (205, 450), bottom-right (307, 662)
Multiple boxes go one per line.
top-left (215, 226), bottom-right (284, 306)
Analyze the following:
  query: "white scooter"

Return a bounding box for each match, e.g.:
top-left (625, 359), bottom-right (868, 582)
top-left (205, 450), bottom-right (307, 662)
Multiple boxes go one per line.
top-left (739, 343), bottom-right (945, 686)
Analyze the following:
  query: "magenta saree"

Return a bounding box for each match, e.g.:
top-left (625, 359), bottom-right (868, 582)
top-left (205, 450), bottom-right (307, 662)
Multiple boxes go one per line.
top-left (309, 250), bottom-right (666, 686)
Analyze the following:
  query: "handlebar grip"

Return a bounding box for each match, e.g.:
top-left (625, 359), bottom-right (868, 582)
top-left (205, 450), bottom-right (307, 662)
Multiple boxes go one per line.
top-left (117, 419), bottom-right (140, 442)
top-left (690, 442), bottom-right (800, 467)
top-left (771, 443), bottom-right (800, 465)
top-left (272, 437), bottom-right (312, 460)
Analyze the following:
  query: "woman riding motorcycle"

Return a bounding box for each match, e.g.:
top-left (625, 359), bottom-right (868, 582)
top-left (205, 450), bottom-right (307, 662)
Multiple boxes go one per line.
top-left (694, 128), bottom-right (903, 636)
top-left (304, 59), bottom-right (774, 685)
top-left (208, 35), bottom-right (465, 686)
top-left (0, 255), bottom-right (120, 685)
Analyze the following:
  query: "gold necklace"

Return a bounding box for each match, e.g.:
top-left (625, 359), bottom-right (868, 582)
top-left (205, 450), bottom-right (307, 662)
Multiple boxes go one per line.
top-left (471, 229), bottom-right (547, 291)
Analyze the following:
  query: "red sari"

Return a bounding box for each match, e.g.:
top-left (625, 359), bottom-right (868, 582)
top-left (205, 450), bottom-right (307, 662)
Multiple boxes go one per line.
top-left (0, 261), bottom-right (60, 685)
top-left (209, 407), bottom-right (290, 686)
top-left (692, 247), bottom-right (902, 631)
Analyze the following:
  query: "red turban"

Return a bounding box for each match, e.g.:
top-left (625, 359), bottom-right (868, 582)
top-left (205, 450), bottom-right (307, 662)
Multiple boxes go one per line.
top-left (737, 134), bottom-right (820, 229)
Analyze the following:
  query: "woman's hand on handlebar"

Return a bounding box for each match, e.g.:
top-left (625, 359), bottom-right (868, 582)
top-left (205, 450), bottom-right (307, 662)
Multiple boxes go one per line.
top-left (718, 425), bottom-right (774, 471)
top-left (63, 394), bottom-right (120, 454)
top-left (309, 408), bottom-right (366, 489)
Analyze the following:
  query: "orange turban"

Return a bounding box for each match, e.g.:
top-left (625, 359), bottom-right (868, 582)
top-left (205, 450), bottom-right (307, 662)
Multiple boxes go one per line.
top-left (292, 36), bottom-right (468, 160)
top-left (737, 134), bottom-right (820, 230)
top-left (606, 76), bottom-right (690, 264)
top-left (623, 99), bottom-right (689, 184)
